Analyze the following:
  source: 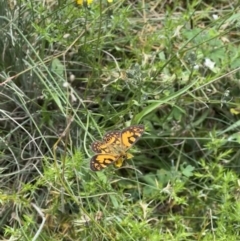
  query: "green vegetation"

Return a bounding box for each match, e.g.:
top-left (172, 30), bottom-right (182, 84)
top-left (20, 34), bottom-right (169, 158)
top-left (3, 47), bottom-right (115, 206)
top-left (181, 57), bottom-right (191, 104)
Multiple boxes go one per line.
top-left (1, 0), bottom-right (240, 240)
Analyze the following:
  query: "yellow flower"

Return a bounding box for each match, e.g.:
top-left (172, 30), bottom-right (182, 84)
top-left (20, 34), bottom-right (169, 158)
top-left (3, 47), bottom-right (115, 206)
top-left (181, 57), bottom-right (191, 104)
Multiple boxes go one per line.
top-left (76, 0), bottom-right (93, 6)
top-left (230, 107), bottom-right (240, 115)
top-left (76, 0), bottom-right (113, 6)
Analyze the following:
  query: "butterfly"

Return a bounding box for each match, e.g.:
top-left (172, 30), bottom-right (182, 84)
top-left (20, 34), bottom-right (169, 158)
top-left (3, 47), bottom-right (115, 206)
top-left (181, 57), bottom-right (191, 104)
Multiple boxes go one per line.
top-left (90, 125), bottom-right (145, 171)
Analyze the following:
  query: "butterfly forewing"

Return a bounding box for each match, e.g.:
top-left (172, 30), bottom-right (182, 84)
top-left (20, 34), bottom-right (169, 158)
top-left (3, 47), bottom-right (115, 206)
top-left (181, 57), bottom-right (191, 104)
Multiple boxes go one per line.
top-left (120, 125), bottom-right (145, 149)
top-left (91, 130), bottom-right (121, 154)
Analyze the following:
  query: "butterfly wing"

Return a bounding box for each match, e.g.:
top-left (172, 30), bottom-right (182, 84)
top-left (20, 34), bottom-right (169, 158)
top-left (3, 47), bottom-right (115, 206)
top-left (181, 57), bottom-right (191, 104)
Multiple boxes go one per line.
top-left (120, 125), bottom-right (145, 151)
top-left (91, 130), bottom-right (121, 154)
top-left (112, 125), bottom-right (144, 168)
top-left (90, 154), bottom-right (120, 171)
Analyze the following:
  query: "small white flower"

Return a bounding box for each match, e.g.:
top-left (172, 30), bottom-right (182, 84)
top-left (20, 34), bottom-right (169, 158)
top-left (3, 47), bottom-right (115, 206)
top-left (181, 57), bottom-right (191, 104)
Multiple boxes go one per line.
top-left (69, 74), bottom-right (75, 82)
top-left (204, 58), bottom-right (215, 70)
top-left (63, 82), bottom-right (70, 88)
top-left (63, 34), bottom-right (70, 39)
top-left (193, 64), bottom-right (199, 70)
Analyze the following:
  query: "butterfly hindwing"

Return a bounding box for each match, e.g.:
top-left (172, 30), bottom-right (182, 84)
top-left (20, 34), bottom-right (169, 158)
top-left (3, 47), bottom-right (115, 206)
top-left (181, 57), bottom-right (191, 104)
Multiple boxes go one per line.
top-left (90, 154), bottom-right (119, 171)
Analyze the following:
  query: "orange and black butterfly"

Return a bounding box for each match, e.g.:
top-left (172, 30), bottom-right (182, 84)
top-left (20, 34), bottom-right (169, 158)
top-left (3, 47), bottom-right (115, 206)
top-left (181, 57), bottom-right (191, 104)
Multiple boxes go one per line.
top-left (90, 125), bottom-right (145, 171)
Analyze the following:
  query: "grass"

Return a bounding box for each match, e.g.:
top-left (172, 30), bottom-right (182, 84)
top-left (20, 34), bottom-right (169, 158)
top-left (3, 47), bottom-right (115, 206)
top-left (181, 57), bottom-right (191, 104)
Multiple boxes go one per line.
top-left (1, 0), bottom-right (240, 240)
